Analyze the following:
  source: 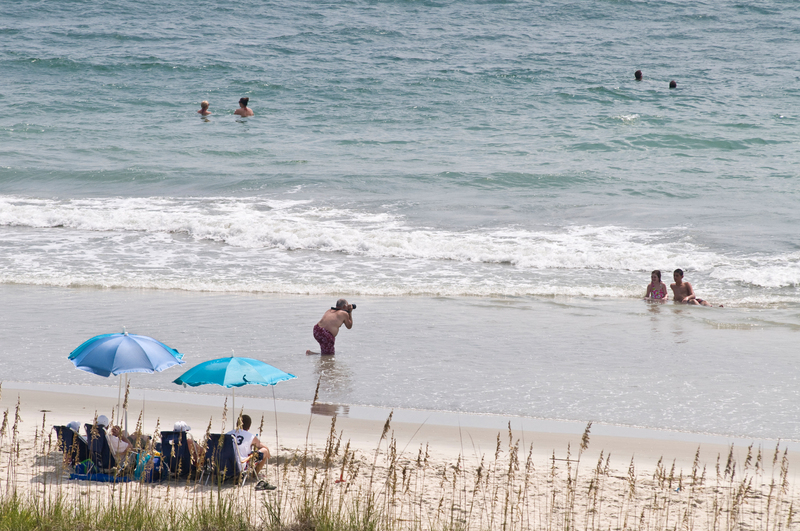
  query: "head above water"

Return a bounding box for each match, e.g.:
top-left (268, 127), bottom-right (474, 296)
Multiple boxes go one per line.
top-left (200, 100), bottom-right (209, 110)
top-left (673, 268), bottom-right (684, 279)
top-left (635, 70), bottom-right (643, 81)
top-left (651, 270), bottom-right (661, 281)
top-left (669, 80), bottom-right (677, 89)
top-left (239, 97), bottom-right (249, 108)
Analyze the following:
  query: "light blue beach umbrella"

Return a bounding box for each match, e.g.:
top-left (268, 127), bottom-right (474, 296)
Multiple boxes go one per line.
top-left (69, 331), bottom-right (184, 377)
top-left (172, 355), bottom-right (296, 418)
top-left (68, 329), bottom-right (184, 428)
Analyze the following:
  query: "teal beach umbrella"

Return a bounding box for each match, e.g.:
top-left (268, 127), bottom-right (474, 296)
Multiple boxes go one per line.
top-left (173, 355), bottom-right (296, 417)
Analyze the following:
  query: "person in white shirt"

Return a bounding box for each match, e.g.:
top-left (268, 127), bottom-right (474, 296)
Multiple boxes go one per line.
top-left (96, 414), bottom-right (133, 462)
top-left (226, 414), bottom-right (270, 475)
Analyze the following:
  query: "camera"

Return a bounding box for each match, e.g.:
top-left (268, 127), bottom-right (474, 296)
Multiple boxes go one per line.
top-left (331, 303), bottom-right (356, 311)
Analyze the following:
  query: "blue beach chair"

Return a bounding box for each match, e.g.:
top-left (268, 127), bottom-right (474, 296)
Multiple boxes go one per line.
top-left (53, 425), bottom-right (89, 467)
top-left (84, 423), bottom-right (117, 472)
top-left (160, 430), bottom-right (195, 479)
top-left (200, 434), bottom-right (241, 485)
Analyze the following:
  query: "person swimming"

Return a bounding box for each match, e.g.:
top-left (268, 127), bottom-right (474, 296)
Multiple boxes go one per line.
top-left (198, 100), bottom-right (212, 116)
top-left (234, 97), bottom-right (254, 117)
top-left (645, 270), bottom-right (668, 300)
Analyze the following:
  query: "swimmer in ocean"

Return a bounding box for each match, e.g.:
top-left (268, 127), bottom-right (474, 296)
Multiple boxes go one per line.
top-left (670, 269), bottom-right (721, 306)
top-left (198, 100), bottom-right (212, 116)
top-left (645, 270), bottom-right (668, 301)
top-left (234, 97), bottom-right (254, 117)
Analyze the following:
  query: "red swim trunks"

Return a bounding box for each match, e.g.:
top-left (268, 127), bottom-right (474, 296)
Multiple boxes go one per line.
top-left (313, 324), bottom-right (336, 355)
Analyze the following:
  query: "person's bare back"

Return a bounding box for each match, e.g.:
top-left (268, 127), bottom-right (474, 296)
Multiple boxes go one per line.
top-left (317, 308), bottom-right (352, 337)
top-left (234, 97), bottom-right (254, 117)
top-left (306, 299), bottom-right (354, 355)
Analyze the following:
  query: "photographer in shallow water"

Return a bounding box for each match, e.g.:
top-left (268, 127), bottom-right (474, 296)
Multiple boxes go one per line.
top-left (306, 299), bottom-right (354, 356)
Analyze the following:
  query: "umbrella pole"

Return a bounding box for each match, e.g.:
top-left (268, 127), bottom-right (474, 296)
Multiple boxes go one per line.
top-left (117, 375), bottom-right (123, 425)
top-left (232, 388), bottom-right (235, 426)
top-left (272, 386), bottom-right (279, 487)
top-left (124, 374), bottom-right (129, 434)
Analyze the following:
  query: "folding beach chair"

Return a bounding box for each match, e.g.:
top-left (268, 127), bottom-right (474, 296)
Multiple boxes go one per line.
top-left (200, 434), bottom-right (241, 485)
top-left (238, 448), bottom-right (266, 487)
top-left (160, 431), bottom-right (195, 479)
top-left (84, 423), bottom-right (117, 472)
top-left (53, 425), bottom-right (89, 467)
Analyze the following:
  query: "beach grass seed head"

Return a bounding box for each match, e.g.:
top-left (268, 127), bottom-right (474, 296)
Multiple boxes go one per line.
top-left (580, 421), bottom-right (592, 453)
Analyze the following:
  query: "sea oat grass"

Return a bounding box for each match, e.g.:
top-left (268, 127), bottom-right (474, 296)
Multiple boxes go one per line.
top-left (1, 401), bottom-right (799, 531)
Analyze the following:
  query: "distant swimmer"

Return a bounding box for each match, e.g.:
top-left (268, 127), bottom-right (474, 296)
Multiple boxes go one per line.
top-left (306, 299), bottom-right (355, 356)
top-left (671, 269), bottom-right (721, 307)
top-left (669, 80), bottom-right (677, 89)
top-left (645, 270), bottom-right (668, 301)
top-left (198, 100), bottom-right (212, 116)
top-left (635, 70), bottom-right (643, 81)
top-left (234, 97), bottom-right (254, 117)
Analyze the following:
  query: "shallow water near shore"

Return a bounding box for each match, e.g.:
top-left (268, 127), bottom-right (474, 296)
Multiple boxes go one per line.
top-left (1, 284), bottom-right (798, 442)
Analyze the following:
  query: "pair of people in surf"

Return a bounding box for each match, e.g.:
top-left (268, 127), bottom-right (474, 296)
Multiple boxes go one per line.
top-left (646, 269), bottom-right (721, 307)
top-left (197, 97), bottom-right (254, 117)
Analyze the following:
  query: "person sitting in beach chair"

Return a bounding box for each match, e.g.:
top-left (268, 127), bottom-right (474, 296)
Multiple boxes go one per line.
top-left (85, 415), bottom-right (135, 472)
top-left (108, 425), bottom-right (135, 462)
top-left (84, 415), bottom-right (118, 471)
top-left (226, 414), bottom-right (274, 489)
top-left (161, 421), bottom-right (201, 479)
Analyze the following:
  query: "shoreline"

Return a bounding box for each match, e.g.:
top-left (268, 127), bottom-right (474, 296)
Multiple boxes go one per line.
top-left (3, 285), bottom-right (800, 442)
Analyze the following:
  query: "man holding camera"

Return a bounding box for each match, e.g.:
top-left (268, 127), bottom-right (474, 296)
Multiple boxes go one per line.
top-left (306, 299), bottom-right (354, 356)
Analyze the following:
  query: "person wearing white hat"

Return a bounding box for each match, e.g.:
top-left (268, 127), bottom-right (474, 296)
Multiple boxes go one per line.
top-left (66, 420), bottom-right (87, 443)
top-left (172, 420), bottom-right (200, 463)
top-left (95, 415), bottom-right (133, 462)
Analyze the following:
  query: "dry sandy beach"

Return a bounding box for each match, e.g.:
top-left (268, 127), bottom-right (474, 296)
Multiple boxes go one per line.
top-left (1, 383), bottom-right (799, 530)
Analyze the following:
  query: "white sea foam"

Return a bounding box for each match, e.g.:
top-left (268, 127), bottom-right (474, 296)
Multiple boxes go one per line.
top-left (614, 114), bottom-right (640, 123)
top-left (0, 196), bottom-right (712, 268)
top-left (711, 254), bottom-right (800, 288)
top-left (0, 195), bottom-right (797, 303)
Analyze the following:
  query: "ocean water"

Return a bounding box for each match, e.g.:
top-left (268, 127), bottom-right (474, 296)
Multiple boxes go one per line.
top-left (1, 1), bottom-right (799, 440)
